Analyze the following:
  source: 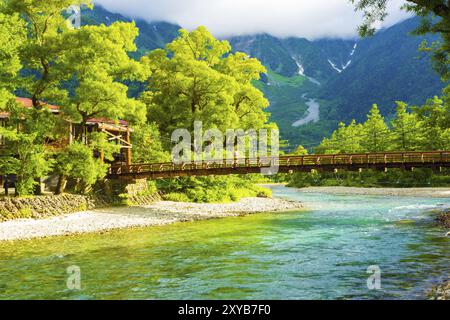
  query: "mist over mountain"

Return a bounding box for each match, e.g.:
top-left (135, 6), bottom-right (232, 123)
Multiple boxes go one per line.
top-left (83, 5), bottom-right (445, 148)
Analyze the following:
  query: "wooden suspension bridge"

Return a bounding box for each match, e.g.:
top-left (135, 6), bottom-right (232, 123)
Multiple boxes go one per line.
top-left (108, 151), bottom-right (450, 180)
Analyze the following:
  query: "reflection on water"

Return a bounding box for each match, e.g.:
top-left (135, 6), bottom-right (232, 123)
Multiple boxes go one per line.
top-left (0, 186), bottom-right (448, 300)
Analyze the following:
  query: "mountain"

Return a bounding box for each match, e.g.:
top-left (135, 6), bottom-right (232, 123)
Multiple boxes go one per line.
top-left (82, 5), bottom-right (180, 56)
top-left (82, 6), bottom-right (445, 149)
top-left (230, 18), bottom-right (444, 148)
top-left (320, 18), bottom-right (443, 120)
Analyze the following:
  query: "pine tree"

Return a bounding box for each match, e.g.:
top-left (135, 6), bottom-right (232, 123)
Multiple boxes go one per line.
top-left (415, 96), bottom-right (449, 150)
top-left (316, 120), bottom-right (364, 154)
top-left (391, 101), bottom-right (421, 151)
top-left (361, 104), bottom-right (390, 152)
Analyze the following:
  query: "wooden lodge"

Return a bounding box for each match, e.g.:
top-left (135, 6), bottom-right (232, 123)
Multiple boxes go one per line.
top-left (0, 97), bottom-right (133, 168)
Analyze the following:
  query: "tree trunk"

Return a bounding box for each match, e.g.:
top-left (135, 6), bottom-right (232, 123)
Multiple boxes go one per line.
top-left (4, 176), bottom-right (8, 196)
top-left (55, 175), bottom-right (68, 195)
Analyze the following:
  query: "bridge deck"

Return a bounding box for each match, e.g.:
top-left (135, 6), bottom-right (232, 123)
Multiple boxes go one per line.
top-left (108, 151), bottom-right (450, 180)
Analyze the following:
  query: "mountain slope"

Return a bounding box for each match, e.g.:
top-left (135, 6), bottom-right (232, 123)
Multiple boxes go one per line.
top-left (228, 18), bottom-right (445, 148)
top-left (320, 17), bottom-right (443, 121)
top-left (82, 6), bottom-right (445, 149)
top-left (82, 5), bottom-right (180, 56)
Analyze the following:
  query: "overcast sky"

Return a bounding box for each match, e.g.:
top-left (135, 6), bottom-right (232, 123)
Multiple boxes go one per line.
top-left (94, 0), bottom-right (410, 39)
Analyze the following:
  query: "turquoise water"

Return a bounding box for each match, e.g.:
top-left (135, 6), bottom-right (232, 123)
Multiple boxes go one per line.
top-left (0, 186), bottom-right (448, 300)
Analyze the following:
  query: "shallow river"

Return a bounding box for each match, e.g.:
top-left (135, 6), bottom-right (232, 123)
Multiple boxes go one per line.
top-left (0, 186), bottom-right (449, 300)
top-left (292, 97), bottom-right (320, 127)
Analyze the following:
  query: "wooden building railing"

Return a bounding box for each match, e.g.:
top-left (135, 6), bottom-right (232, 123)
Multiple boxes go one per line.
top-left (108, 151), bottom-right (450, 180)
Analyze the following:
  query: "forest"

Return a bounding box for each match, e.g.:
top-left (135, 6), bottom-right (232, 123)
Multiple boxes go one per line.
top-left (0, 0), bottom-right (449, 200)
top-left (289, 101), bottom-right (450, 188)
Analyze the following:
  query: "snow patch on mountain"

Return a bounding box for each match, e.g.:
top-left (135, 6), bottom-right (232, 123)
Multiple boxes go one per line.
top-left (350, 43), bottom-right (357, 56)
top-left (328, 42), bottom-right (357, 73)
top-left (328, 59), bottom-right (343, 73)
top-left (342, 60), bottom-right (352, 69)
top-left (292, 56), bottom-right (305, 76)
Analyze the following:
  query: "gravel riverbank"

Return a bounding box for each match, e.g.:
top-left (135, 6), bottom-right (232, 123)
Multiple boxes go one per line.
top-left (0, 197), bottom-right (304, 241)
top-left (297, 187), bottom-right (450, 198)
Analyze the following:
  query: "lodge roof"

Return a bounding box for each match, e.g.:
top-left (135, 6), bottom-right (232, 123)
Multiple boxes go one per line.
top-left (0, 98), bottom-right (130, 131)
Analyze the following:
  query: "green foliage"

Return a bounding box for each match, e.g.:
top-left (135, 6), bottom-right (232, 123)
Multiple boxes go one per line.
top-left (1, 0), bottom-right (93, 105)
top-left (316, 96), bottom-right (450, 154)
top-left (288, 168), bottom-right (450, 188)
top-left (57, 22), bottom-right (147, 128)
top-left (0, 12), bottom-right (25, 105)
top-left (361, 104), bottom-right (390, 152)
top-left (141, 26), bottom-right (273, 143)
top-left (18, 207), bottom-right (33, 219)
top-left (391, 101), bottom-right (421, 151)
top-left (146, 180), bottom-right (158, 195)
top-left (0, 206), bottom-right (33, 221)
top-left (55, 142), bottom-right (109, 191)
top-left (414, 95), bottom-right (450, 150)
top-left (131, 123), bottom-right (170, 163)
top-left (158, 175), bottom-right (272, 203)
top-left (0, 100), bottom-right (57, 195)
top-left (266, 70), bottom-right (307, 87)
top-left (2, 0), bottom-right (146, 134)
top-left (291, 145), bottom-right (309, 156)
top-left (88, 132), bottom-right (121, 161)
top-left (291, 94), bottom-right (450, 188)
top-left (315, 120), bottom-right (364, 154)
top-left (352, 0), bottom-right (450, 80)
top-left (163, 193), bottom-right (191, 202)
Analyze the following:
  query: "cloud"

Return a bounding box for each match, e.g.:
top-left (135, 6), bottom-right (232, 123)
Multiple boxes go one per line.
top-left (93, 0), bottom-right (411, 39)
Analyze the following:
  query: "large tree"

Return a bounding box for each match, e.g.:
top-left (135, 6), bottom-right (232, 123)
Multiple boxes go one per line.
top-left (352, 0), bottom-right (450, 80)
top-left (1, 0), bottom-right (146, 130)
top-left (142, 27), bottom-right (271, 143)
top-left (56, 22), bottom-right (147, 132)
top-left (1, 1), bottom-right (148, 194)
top-left (1, 0), bottom-right (92, 107)
top-left (0, 101), bottom-right (58, 195)
top-left (0, 11), bottom-right (25, 105)
top-left (0, 8), bottom-right (56, 196)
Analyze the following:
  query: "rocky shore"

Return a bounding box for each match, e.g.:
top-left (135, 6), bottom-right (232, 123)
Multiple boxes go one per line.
top-left (437, 210), bottom-right (450, 228)
top-left (0, 197), bottom-right (304, 241)
top-left (429, 280), bottom-right (450, 300)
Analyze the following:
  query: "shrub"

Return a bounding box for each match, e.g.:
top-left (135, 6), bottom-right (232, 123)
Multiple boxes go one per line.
top-left (163, 193), bottom-right (191, 202)
top-left (18, 207), bottom-right (33, 219)
top-left (157, 175), bottom-right (273, 203)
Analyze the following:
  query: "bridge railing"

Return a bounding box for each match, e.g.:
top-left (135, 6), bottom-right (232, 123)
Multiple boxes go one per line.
top-left (109, 151), bottom-right (450, 176)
